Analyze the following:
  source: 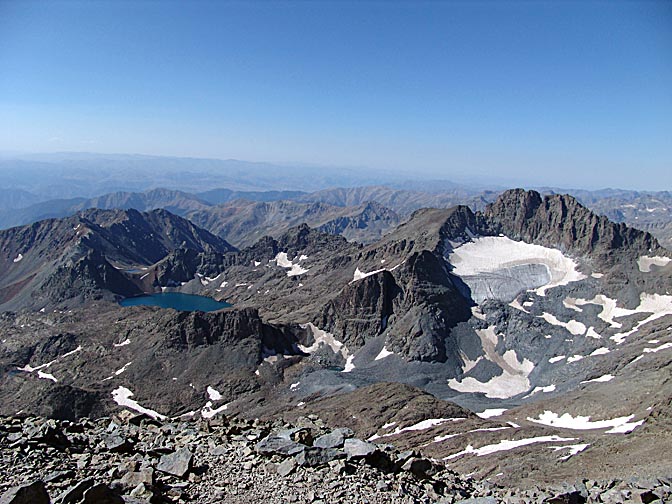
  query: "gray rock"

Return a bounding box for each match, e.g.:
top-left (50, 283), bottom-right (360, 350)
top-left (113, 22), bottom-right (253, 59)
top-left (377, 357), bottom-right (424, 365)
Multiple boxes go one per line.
top-left (0, 481), bottom-right (50, 504)
top-left (343, 438), bottom-right (376, 459)
top-left (255, 435), bottom-right (305, 456)
top-left (276, 458), bottom-right (297, 477)
top-left (295, 447), bottom-right (342, 467)
top-left (456, 498), bottom-right (498, 504)
top-left (314, 429), bottom-right (349, 449)
top-left (156, 447), bottom-right (193, 478)
top-left (104, 431), bottom-right (132, 452)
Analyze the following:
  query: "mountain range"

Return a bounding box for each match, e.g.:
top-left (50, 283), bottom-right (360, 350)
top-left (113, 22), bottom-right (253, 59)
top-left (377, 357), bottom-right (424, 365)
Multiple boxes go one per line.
top-left (1, 188), bottom-right (671, 487)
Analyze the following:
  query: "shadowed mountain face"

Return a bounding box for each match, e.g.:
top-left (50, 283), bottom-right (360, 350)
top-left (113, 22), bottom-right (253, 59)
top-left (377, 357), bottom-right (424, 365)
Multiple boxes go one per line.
top-left (1, 189), bottom-right (671, 485)
top-left (0, 208), bottom-right (235, 311)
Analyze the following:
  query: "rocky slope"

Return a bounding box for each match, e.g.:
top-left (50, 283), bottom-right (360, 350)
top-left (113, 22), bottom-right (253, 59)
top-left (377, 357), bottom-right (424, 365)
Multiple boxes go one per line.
top-left (1, 188), bottom-right (671, 492)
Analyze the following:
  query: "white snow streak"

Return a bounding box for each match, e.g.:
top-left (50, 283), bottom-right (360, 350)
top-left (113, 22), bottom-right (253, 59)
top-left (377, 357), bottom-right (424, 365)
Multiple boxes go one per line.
top-left (527, 411), bottom-right (644, 434)
top-left (445, 436), bottom-right (576, 460)
top-left (476, 409), bottom-right (508, 419)
top-left (581, 374), bottom-right (614, 384)
top-left (111, 387), bottom-right (166, 420)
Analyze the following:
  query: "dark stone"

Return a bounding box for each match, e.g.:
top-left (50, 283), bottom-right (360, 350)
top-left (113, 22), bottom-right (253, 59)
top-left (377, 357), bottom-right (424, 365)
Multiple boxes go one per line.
top-left (294, 447), bottom-right (342, 467)
top-left (0, 481), bottom-right (50, 504)
top-left (401, 457), bottom-right (436, 479)
top-left (543, 491), bottom-right (587, 504)
top-left (156, 447), bottom-right (193, 478)
top-left (640, 490), bottom-right (661, 504)
top-left (255, 436), bottom-right (305, 456)
top-left (290, 428), bottom-right (313, 446)
top-left (55, 478), bottom-right (95, 504)
top-left (104, 432), bottom-right (133, 452)
top-left (82, 484), bottom-right (124, 504)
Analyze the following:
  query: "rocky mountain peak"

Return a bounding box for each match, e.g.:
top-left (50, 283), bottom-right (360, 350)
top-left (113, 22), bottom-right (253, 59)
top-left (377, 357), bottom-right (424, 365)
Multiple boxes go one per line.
top-left (484, 189), bottom-right (668, 265)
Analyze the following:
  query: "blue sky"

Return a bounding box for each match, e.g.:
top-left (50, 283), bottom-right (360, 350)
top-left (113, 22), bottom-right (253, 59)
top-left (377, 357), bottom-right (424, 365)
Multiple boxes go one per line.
top-left (0, 0), bottom-right (670, 189)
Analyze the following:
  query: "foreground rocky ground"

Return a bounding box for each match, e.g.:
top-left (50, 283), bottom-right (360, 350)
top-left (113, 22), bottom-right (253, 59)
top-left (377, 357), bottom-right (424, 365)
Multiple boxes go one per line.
top-left (1, 412), bottom-right (670, 504)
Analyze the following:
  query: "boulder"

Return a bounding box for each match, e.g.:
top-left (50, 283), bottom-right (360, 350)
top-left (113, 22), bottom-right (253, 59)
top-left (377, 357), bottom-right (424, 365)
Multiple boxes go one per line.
top-left (255, 435), bottom-right (305, 456)
top-left (343, 438), bottom-right (377, 459)
top-left (0, 481), bottom-right (50, 504)
top-left (156, 447), bottom-right (193, 478)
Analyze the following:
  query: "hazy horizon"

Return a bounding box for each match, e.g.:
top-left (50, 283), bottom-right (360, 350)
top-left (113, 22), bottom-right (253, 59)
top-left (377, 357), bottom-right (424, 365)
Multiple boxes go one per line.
top-left (1, 1), bottom-right (670, 190)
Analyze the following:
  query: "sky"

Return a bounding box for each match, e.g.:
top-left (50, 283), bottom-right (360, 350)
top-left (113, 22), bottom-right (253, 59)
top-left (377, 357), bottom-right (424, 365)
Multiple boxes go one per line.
top-left (0, 0), bottom-right (670, 190)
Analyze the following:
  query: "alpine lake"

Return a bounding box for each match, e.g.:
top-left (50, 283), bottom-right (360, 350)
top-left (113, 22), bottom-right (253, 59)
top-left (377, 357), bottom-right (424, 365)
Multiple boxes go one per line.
top-left (119, 292), bottom-right (231, 312)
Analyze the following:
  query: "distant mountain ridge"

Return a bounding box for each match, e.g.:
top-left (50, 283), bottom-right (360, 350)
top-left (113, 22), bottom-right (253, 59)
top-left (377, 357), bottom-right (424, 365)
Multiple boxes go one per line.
top-left (1, 182), bottom-right (671, 250)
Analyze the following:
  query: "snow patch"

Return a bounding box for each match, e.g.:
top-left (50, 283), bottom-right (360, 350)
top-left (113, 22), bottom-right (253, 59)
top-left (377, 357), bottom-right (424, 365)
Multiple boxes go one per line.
top-left (449, 236), bottom-right (585, 298)
top-left (342, 355), bottom-right (356, 373)
top-left (581, 374), bottom-right (614, 384)
top-left (610, 294), bottom-right (672, 344)
top-left (643, 342), bottom-right (672, 353)
top-left (298, 323), bottom-right (349, 357)
top-left (114, 362), bottom-right (132, 375)
top-left (551, 443), bottom-right (590, 460)
top-left (201, 401), bottom-right (229, 419)
top-left (509, 299), bottom-right (529, 313)
top-left (637, 255), bottom-right (671, 273)
top-left (449, 326), bottom-right (535, 399)
top-left (476, 409), bottom-right (508, 419)
top-left (375, 346), bottom-right (394, 361)
top-left (527, 411), bottom-right (644, 434)
top-left (207, 386), bottom-right (223, 401)
top-left (113, 339), bottom-right (131, 347)
top-left (539, 312), bottom-right (586, 336)
top-left (275, 252), bottom-right (309, 277)
top-left (111, 387), bottom-right (166, 420)
top-left (527, 384), bottom-right (556, 396)
top-left (12, 253), bottom-right (23, 263)
top-left (37, 371), bottom-right (57, 382)
top-left (445, 435), bottom-right (576, 460)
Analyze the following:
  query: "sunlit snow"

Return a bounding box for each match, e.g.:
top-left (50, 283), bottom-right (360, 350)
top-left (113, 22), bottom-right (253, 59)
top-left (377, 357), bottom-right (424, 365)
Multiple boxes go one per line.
top-left (539, 313), bottom-right (586, 336)
top-left (581, 374), bottom-right (614, 384)
top-left (298, 323), bottom-right (349, 358)
top-left (527, 411), bottom-right (644, 434)
top-left (111, 386), bottom-right (166, 420)
top-left (207, 386), bottom-right (223, 401)
top-left (275, 252), bottom-right (309, 277)
top-left (375, 346), bottom-right (394, 361)
top-left (476, 409), bottom-right (508, 419)
top-left (449, 236), bottom-right (586, 300)
top-left (444, 435), bottom-right (576, 460)
top-left (13, 253), bottom-right (23, 263)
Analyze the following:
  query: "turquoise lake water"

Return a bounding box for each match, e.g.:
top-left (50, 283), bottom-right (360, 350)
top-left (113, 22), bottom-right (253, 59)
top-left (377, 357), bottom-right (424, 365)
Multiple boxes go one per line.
top-left (119, 293), bottom-right (231, 312)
